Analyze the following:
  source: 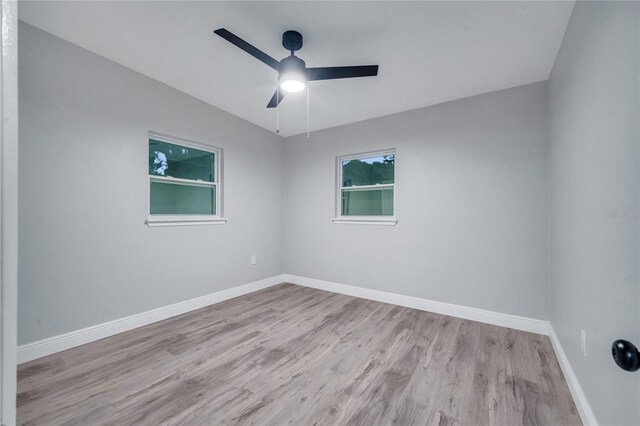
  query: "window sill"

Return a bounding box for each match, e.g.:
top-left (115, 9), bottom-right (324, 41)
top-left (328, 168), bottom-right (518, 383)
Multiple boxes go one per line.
top-left (331, 217), bottom-right (398, 226)
top-left (145, 216), bottom-right (228, 227)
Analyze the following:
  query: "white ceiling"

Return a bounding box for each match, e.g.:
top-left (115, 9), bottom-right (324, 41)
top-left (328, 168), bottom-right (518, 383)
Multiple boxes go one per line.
top-left (19, 1), bottom-right (574, 137)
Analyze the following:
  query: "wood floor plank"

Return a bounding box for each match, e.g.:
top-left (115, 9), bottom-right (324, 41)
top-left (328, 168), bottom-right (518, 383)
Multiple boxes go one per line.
top-left (17, 284), bottom-right (582, 425)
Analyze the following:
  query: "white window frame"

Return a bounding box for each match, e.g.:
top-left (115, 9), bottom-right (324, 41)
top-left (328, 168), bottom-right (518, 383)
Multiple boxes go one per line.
top-left (145, 132), bottom-right (227, 227)
top-left (332, 149), bottom-right (398, 226)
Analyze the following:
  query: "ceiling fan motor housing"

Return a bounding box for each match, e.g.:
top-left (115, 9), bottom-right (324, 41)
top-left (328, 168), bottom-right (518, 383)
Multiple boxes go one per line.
top-left (278, 55), bottom-right (307, 84)
top-left (282, 30), bottom-right (303, 52)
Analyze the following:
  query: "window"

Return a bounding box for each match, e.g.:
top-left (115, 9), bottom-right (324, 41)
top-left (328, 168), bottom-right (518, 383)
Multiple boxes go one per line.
top-left (145, 133), bottom-right (226, 227)
top-left (333, 149), bottom-right (397, 225)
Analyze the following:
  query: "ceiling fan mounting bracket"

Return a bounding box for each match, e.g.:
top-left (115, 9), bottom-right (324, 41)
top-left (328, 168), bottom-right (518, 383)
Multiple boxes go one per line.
top-left (282, 30), bottom-right (303, 53)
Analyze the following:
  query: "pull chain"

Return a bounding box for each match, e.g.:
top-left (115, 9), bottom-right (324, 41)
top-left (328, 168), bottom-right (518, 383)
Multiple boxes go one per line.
top-left (276, 86), bottom-right (280, 134)
top-left (306, 85), bottom-right (310, 138)
top-left (274, 82), bottom-right (309, 137)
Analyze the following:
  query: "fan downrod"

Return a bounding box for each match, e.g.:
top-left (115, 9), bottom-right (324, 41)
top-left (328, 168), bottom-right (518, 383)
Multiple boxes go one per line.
top-left (282, 30), bottom-right (303, 53)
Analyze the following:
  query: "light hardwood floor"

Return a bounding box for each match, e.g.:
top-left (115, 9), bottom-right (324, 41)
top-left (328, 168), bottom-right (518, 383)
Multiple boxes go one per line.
top-left (17, 283), bottom-right (581, 425)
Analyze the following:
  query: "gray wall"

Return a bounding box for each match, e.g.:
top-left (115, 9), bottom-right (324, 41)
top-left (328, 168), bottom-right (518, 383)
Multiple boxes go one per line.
top-left (548, 2), bottom-right (640, 425)
top-left (20, 10), bottom-right (640, 423)
top-left (18, 23), bottom-right (284, 344)
top-left (284, 82), bottom-right (550, 320)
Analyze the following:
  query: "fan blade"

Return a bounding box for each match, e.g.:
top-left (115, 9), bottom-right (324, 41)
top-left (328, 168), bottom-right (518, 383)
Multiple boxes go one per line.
top-left (306, 65), bottom-right (378, 81)
top-left (267, 88), bottom-right (286, 108)
top-left (214, 28), bottom-right (280, 71)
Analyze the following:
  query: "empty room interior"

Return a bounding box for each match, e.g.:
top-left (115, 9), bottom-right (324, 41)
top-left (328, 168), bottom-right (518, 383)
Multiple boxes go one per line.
top-left (1, 0), bottom-right (639, 425)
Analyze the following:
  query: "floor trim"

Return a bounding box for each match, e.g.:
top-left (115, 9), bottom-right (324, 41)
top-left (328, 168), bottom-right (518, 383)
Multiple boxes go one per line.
top-left (17, 274), bottom-right (286, 364)
top-left (548, 326), bottom-right (599, 425)
top-left (18, 273), bottom-right (596, 426)
top-left (285, 274), bottom-right (598, 425)
top-left (284, 274), bottom-right (550, 335)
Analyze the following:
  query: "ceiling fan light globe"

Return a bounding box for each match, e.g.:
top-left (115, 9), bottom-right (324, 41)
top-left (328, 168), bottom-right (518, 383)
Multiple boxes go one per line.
top-left (280, 79), bottom-right (306, 93)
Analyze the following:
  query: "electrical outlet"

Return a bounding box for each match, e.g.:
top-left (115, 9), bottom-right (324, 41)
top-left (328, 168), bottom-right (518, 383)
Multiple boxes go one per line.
top-left (581, 329), bottom-right (588, 356)
top-left (251, 255), bottom-right (257, 265)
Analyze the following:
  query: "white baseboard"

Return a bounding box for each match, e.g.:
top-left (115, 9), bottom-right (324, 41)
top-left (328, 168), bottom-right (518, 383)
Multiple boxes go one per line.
top-left (18, 272), bottom-right (596, 426)
top-left (548, 326), bottom-right (598, 426)
top-left (285, 274), bottom-right (597, 425)
top-left (17, 274), bottom-right (286, 364)
top-left (284, 274), bottom-right (550, 335)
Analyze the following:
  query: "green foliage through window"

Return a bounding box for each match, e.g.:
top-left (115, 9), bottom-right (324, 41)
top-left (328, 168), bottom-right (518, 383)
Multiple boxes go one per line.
top-left (342, 154), bottom-right (394, 187)
top-left (340, 152), bottom-right (395, 217)
top-left (149, 137), bottom-right (218, 216)
top-left (149, 139), bottom-right (214, 182)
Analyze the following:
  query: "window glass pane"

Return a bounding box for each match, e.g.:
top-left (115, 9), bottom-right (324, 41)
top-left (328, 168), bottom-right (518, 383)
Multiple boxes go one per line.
top-left (342, 154), bottom-right (394, 187)
top-left (342, 187), bottom-right (393, 216)
top-left (150, 181), bottom-right (215, 215)
top-left (149, 139), bottom-right (215, 182)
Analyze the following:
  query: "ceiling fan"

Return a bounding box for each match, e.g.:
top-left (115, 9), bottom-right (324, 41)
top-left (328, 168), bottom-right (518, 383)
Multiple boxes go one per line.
top-left (213, 28), bottom-right (379, 108)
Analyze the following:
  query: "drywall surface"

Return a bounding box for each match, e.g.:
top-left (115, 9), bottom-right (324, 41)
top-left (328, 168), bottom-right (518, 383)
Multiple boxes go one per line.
top-left (548, 2), bottom-right (640, 424)
top-left (18, 23), bottom-right (284, 344)
top-left (285, 81), bottom-right (549, 320)
top-left (1, 1), bottom-right (19, 424)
